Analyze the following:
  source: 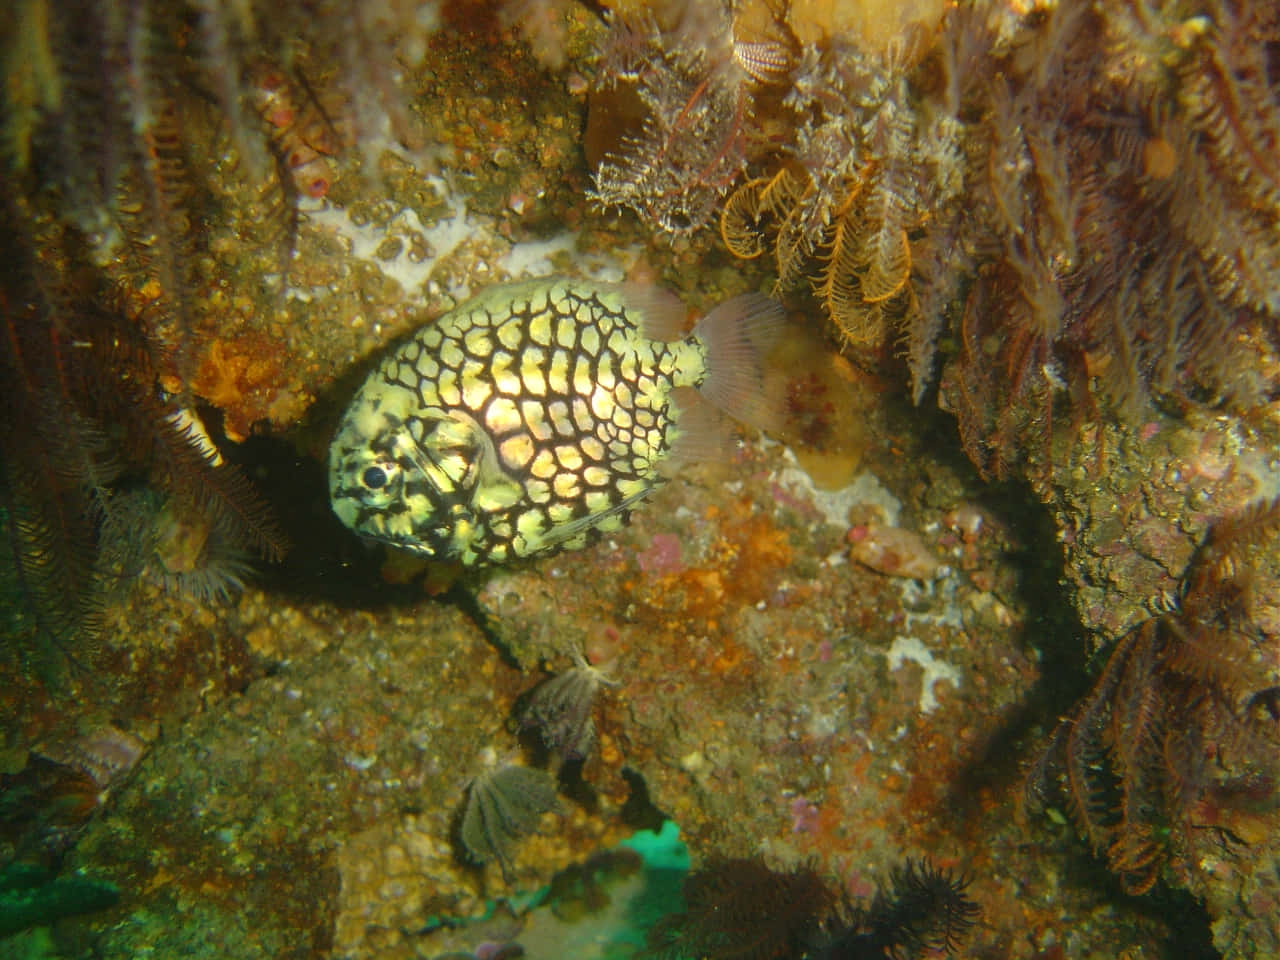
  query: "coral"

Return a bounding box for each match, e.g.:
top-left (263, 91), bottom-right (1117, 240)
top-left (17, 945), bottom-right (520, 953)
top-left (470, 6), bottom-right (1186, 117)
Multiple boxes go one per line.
top-left (590, 2), bottom-right (791, 233)
top-left (147, 494), bottom-right (255, 602)
top-left (720, 29), bottom-right (962, 356)
top-left (644, 856), bottom-right (977, 960)
top-left (816, 860), bottom-right (979, 960)
top-left (0, 0), bottom-right (432, 384)
top-left (189, 335), bottom-right (293, 443)
top-left (1028, 497), bottom-right (1280, 897)
top-left (788, 0), bottom-right (948, 55)
top-left (715, 0), bottom-right (1279, 480)
top-left (0, 3), bottom-right (1271, 957)
top-left (459, 762), bottom-right (561, 882)
top-left (940, 0), bottom-right (1280, 478)
top-left (1160, 1), bottom-right (1280, 316)
top-left (0, 208), bottom-right (286, 674)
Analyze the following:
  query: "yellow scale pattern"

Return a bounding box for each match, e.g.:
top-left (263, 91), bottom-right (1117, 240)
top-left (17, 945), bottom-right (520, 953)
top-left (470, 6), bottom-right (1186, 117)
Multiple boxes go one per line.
top-left (329, 278), bottom-right (708, 564)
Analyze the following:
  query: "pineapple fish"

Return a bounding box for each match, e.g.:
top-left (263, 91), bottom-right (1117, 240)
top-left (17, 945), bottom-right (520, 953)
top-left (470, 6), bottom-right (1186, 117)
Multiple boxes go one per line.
top-left (329, 278), bottom-right (781, 565)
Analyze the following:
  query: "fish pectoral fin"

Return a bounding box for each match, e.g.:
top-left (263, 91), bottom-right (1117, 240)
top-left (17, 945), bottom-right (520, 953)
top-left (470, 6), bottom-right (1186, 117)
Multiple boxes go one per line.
top-left (408, 409), bottom-right (494, 491)
top-left (430, 411), bottom-right (484, 452)
top-left (661, 386), bottom-right (732, 474)
top-left (457, 418), bottom-right (523, 512)
top-left (471, 472), bottom-right (523, 512)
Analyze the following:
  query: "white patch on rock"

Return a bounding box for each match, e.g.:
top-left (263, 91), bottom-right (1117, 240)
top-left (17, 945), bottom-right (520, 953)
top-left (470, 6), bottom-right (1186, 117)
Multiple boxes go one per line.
top-left (883, 634), bottom-right (962, 714)
top-left (773, 447), bottom-right (902, 528)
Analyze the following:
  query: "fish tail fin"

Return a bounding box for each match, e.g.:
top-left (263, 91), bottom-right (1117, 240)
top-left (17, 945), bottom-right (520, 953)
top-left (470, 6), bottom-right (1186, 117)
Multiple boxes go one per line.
top-left (692, 293), bottom-right (786, 434)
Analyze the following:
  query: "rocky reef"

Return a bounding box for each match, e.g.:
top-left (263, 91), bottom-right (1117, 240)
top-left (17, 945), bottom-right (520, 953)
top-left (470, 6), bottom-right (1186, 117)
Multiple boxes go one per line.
top-left (2, 1), bottom-right (1278, 959)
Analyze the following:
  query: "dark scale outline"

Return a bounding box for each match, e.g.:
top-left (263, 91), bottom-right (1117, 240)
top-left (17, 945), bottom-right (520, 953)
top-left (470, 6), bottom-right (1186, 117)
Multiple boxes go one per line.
top-left (346, 280), bottom-right (702, 563)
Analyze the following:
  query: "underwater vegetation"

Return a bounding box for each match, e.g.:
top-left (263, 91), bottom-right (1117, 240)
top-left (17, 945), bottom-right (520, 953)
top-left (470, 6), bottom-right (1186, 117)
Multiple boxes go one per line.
top-left (644, 856), bottom-right (834, 960)
top-left (1028, 496), bottom-right (1280, 897)
top-left (596, 0), bottom-right (1280, 478)
top-left (643, 855), bottom-right (978, 960)
top-left (0, 206), bottom-right (286, 673)
top-left (815, 860), bottom-right (983, 960)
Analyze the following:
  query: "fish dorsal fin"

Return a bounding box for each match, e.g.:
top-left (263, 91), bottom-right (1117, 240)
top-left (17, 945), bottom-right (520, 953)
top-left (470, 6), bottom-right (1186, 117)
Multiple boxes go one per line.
top-left (620, 284), bottom-right (689, 341)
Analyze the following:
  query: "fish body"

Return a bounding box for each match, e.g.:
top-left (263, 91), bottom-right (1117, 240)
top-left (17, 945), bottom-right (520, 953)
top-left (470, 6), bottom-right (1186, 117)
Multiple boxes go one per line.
top-left (329, 277), bottom-right (780, 565)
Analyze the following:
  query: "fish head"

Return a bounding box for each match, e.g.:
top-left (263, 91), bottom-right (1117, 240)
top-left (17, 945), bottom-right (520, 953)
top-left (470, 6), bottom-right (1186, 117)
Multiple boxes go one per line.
top-left (329, 391), bottom-right (463, 555)
top-left (330, 438), bottom-right (407, 523)
top-left (330, 387), bottom-right (502, 560)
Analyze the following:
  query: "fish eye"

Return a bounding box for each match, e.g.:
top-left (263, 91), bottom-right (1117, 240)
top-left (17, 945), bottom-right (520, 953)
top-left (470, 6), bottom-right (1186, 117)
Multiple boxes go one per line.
top-left (362, 465), bottom-right (389, 489)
